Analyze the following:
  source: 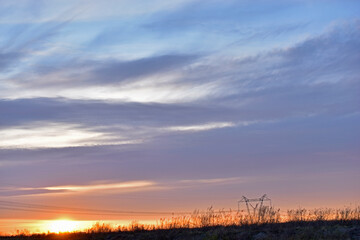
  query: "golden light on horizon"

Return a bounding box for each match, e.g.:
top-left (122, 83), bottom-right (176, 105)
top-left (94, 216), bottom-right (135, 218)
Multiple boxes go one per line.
top-left (46, 219), bottom-right (83, 233)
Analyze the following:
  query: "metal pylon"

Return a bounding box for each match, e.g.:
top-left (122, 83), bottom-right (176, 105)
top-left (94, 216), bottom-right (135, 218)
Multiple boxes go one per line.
top-left (238, 194), bottom-right (272, 216)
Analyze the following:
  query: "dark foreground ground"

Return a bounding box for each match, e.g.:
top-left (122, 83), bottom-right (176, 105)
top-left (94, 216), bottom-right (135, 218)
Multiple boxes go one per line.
top-left (1, 220), bottom-right (360, 240)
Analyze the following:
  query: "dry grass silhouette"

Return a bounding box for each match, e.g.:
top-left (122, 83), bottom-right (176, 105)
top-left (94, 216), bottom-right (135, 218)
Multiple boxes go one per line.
top-left (85, 206), bottom-right (359, 232)
top-left (2, 206), bottom-right (360, 239)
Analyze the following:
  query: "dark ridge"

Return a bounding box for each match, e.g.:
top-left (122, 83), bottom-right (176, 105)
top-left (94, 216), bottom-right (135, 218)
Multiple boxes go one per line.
top-left (1, 220), bottom-right (359, 240)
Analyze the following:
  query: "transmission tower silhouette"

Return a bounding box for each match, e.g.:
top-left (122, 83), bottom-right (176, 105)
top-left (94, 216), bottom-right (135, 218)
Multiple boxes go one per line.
top-left (238, 194), bottom-right (272, 216)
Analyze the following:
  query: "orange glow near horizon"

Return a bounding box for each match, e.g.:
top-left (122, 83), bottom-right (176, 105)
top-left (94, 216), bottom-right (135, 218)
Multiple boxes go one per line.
top-left (0, 219), bottom-right (158, 235)
top-left (47, 219), bottom-right (82, 233)
top-left (44, 219), bottom-right (92, 233)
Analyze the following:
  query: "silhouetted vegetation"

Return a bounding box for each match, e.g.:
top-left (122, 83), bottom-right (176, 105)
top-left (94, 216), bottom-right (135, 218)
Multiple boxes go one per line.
top-left (1, 206), bottom-right (359, 239)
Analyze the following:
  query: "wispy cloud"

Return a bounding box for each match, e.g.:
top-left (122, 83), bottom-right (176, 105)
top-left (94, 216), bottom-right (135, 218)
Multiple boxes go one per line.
top-left (0, 120), bottom-right (242, 149)
top-left (3, 21), bottom-right (359, 109)
top-left (0, 122), bottom-right (140, 149)
top-left (0, 180), bottom-right (156, 197)
top-left (166, 122), bottom-right (235, 132)
top-left (0, 177), bottom-right (248, 197)
top-left (35, 180), bottom-right (154, 192)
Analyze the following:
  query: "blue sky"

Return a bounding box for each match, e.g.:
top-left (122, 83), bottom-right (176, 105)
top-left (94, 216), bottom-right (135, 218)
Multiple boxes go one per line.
top-left (0, 0), bottom-right (359, 228)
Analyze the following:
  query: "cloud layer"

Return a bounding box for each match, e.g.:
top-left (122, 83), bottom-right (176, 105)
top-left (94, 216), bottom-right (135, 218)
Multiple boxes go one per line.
top-left (0, 0), bottom-right (359, 220)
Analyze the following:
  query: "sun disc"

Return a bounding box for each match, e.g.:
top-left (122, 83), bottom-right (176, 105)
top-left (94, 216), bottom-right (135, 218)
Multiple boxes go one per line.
top-left (48, 219), bottom-right (79, 233)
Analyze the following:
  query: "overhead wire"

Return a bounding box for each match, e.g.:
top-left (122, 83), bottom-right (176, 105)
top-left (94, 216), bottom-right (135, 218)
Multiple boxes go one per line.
top-left (0, 200), bottom-right (194, 216)
top-left (0, 200), bottom-right (243, 216)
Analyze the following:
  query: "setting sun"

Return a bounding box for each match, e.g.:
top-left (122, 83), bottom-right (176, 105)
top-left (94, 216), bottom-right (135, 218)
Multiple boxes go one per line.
top-left (48, 220), bottom-right (81, 233)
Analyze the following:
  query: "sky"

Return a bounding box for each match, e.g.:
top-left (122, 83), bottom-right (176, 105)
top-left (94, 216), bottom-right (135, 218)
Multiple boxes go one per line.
top-left (0, 0), bottom-right (360, 234)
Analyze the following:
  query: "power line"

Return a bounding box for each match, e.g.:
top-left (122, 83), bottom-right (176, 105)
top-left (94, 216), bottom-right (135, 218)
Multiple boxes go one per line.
top-left (0, 206), bottom-right (128, 216)
top-left (0, 200), bottom-right (192, 216)
top-left (0, 200), bottom-right (241, 216)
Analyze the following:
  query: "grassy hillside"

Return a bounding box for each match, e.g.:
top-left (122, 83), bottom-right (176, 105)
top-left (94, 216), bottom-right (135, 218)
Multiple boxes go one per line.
top-left (1, 207), bottom-right (359, 239)
top-left (1, 220), bottom-right (360, 240)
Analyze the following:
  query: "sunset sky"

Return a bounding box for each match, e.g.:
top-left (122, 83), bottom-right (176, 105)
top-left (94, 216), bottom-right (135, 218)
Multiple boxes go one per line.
top-left (0, 0), bottom-right (360, 234)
